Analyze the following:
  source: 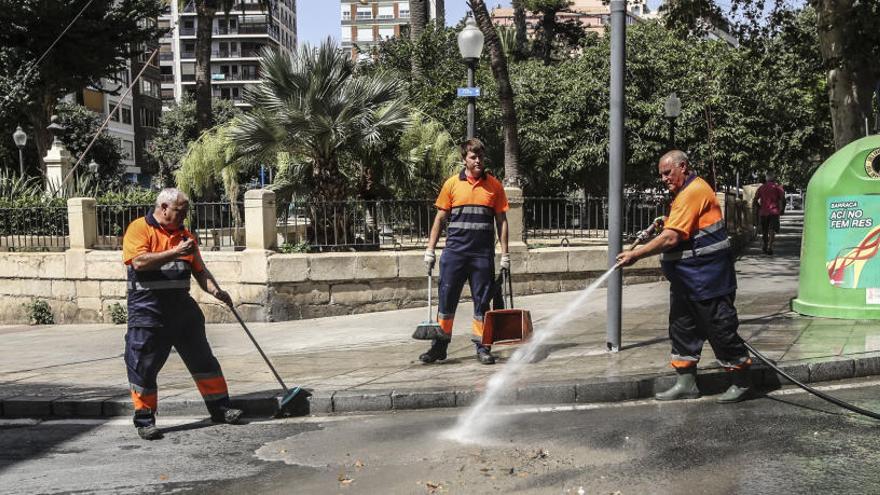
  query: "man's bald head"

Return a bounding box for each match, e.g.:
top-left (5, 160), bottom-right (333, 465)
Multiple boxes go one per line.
top-left (659, 150), bottom-right (689, 169)
top-left (658, 150), bottom-right (690, 194)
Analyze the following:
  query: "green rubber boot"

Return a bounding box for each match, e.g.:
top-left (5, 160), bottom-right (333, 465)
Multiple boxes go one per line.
top-left (655, 368), bottom-right (700, 401)
top-left (717, 370), bottom-right (751, 404)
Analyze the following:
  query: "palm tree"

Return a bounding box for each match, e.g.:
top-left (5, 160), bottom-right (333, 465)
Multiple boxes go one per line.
top-left (524, 0), bottom-right (571, 65)
top-left (469, 1), bottom-right (521, 186)
top-left (191, 0), bottom-right (272, 133)
top-left (409, 0), bottom-right (428, 77)
top-left (229, 41), bottom-right (410, 204)
top-left (512, 0), bottom-right (528, 60)
top-left (435, 0), bottom-right (446, 26)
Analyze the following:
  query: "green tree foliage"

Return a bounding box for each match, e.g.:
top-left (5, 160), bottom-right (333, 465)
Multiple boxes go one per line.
top-left (662, 0), bottom-right (880, 150)
top-left (229, 42), bottom-right (410, 203)
top-left (54, 102), bottom-right (125, 191)
top-left (175, 123), bottom-right (241, 207)
top-left (148, 94), bottom-right (239, 188)
top-left (0, 0), bottom-right (163, 170)
top-left (374, 14), bottom-right (830, 194)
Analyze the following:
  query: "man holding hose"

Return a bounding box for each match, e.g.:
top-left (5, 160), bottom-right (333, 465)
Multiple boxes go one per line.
top-left (616, 150), bottom-right (752, 403)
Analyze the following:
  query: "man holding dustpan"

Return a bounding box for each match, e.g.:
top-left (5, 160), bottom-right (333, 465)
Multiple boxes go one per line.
top-left (419, 138), bottom-right (510, 365)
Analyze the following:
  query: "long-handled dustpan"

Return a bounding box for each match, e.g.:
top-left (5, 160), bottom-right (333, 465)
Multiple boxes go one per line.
top-left (412, 271), bottom-right (449, 341)
top-left (228, 305), bottom-right (311, 417)
top-left (481, 268), bottom-right (533, 346)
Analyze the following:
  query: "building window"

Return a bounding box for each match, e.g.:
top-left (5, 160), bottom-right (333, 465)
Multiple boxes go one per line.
top-left (356, 6), bottom-right (372, 19)
top-left (379, 27), bottom-right (394, 39)
top-left (121, 106), bottom-right (132, 125)
top-left (357, 27), bottom-right (373, 42)
top-left (378, 6), bottom-right (393, 19)
top-left (108, 100), bottom-right (119, 122)
top-left (341, 27), bottom-right (352, 42)
top-left (399, 2), bottom-right (409, 18)
top-left (122, 140), bottom-right (134, 161)
top-left (341, 5), bottom-right (351, 20)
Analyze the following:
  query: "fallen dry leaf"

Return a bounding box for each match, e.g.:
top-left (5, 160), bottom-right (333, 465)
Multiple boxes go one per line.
top-left (354, 459), bottom-right (365, 469)
top-left (158, 475), bottom-right (168, 481)
top-left (340, 478), bottom-right (354, 485)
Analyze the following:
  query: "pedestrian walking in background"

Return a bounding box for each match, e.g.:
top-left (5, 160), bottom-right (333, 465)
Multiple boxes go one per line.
top-left (421, 138), bottom-right (510, 365)
top-left (122, 188), bottom-right (243, 440)
top-left (617, 151), bottom-right (752, 403)
top-left (753, 172), bottom-right (785, 255)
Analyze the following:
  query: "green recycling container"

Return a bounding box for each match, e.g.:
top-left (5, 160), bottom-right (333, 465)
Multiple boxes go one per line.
top-left (792, 136), bottom-right (880, 319)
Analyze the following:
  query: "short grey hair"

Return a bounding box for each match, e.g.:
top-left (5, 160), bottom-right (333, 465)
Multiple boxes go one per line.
top-left (155, 188), bottom-right (189, 208)
top-left (659, 150), bottom-right (689, 168)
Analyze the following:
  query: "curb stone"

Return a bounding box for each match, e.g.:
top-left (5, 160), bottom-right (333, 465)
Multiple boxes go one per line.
top-left (5, 353), bottom-right (880, 418)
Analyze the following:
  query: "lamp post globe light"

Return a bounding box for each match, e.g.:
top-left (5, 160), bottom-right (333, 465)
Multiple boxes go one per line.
top-left (87, 159), bottom-right (100, 175)
top-left (664, 92), bottom-right (682, 149)
top-left (457, 16), bottom-right (484, 139)
top-left (12, 125), bottom-right (27, 177)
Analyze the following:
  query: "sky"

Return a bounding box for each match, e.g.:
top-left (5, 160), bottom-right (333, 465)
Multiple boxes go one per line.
top-left (297, 1), bottom-right (664, 47)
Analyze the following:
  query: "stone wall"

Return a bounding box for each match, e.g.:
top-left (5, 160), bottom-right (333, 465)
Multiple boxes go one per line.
top-left (0, 188), bottom-right (754, 324)
top-left (0, 247), bottom-right (662, 324)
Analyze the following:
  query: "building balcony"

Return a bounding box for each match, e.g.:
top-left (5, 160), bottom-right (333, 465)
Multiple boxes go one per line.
top-left (179, 27), bottom-right (196, 36)
top-left (161, 74), bottom-right (175, 83)
top-left (211, 73), bottom-right (260, 82)
top-left (159, 52), bottom-right (174, 61)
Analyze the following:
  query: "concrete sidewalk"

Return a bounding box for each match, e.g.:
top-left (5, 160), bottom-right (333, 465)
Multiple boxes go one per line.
top-left (2, 212), bottom-right (879, 418)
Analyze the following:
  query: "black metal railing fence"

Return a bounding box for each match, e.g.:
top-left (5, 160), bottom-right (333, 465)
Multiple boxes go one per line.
top-left (0, 206), bottom-right (69, 251)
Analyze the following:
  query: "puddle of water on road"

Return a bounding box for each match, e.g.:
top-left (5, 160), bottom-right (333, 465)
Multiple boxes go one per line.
top-left (443, 266), bottom-right (619, 445)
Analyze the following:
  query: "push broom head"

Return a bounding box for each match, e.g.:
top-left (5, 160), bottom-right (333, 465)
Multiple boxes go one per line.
top-left (274, 386), bottom-right (312, 418)
top-left (412, 321), bottom-right (449, 341)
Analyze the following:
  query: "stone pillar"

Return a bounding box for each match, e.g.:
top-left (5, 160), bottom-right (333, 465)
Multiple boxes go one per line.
top-left (504, 186), bottom-right (527, 252)
top-left (44, 139), bottom-right (72, 195)
top-left (244, 189), bottom-right (276, 250)
top-left (67, 198), bottom-right (97, 249)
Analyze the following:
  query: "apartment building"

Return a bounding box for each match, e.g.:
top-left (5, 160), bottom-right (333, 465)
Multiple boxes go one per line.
top-left (491, 0), bottom-right (652, 37)
top-left (158, 0), bottom-right (296, 108)
top-left (340, 0), bottom-right (438, 60)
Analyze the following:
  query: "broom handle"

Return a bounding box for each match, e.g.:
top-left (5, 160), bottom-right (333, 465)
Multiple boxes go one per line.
top-left (229, 305), bottom-right (290, 393)
top-left (503, 268), bottom-right (514, 308)
top-left (427, 271), bottom-right (433, 322)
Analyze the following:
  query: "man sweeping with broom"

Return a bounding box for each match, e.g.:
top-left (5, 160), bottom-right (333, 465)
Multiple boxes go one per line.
top-left (122, 188), bottom-right (243, 440)
top-left (419, 138), bottom-right (510, 365)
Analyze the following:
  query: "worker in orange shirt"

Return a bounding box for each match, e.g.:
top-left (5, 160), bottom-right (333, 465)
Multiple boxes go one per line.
top-left (122, 188), bottom-right (242, 440)
top-left (617, 151), bottom-right (751, 403)
top-left (421, 138), bottom-right (510, 365)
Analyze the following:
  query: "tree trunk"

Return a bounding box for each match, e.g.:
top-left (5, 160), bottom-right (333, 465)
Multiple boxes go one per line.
top-left (195, 1), bottom-right (217, 134)
top-left (512, 0), bottom-right (528, 60)
top-left (470, 0), bottom-right (521, 186)
top-left (410, 0), bottom-right (427, 78)
top-left (434, 0), bottom-right (445, 26)
top-left (541, 8), bottom-right (556, 65)
top-left (813, 0), bottom-right (872, 150)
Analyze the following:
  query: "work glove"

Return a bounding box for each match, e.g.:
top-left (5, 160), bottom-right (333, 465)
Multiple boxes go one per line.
top-left (424, 250), bottom-right (436, 273)
top-left (500, 253), bottom-right (511, 271)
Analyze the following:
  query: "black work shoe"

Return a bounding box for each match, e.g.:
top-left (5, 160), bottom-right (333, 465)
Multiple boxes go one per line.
top-left (211, 406), bottom-right (244, 424)
top-left (137, 425), bottom-right (163, 440)
top-left (419, 339), bottom-right (448, 363)
top-left (476, 346), bottom-right (496, 365)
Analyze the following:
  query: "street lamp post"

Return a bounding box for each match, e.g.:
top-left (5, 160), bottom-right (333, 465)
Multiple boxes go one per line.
top-left (664, 92), bottom-right (681, 149)
top-left (12, 125), bottom-right (27, 177)
top-left (457, 16), bottom-right (484, 140)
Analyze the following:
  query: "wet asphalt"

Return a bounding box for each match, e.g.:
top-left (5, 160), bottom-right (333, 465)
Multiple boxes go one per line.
top-left (3, 377), bottom-right (880, 495)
